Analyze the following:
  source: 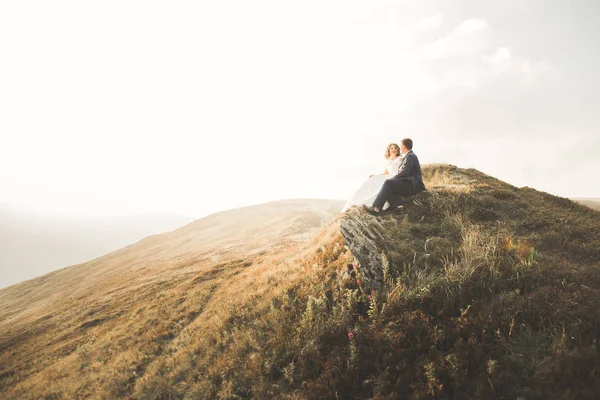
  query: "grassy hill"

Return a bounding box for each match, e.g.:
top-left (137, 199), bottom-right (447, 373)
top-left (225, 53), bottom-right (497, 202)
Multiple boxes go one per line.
top-left (2, 167), bottom-right (600, 399)
top-left (0, 199), bottom-right (343, 399)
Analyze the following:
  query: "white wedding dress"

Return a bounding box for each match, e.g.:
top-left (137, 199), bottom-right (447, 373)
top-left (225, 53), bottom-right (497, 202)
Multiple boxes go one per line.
top-left (342, 156), bottom-right (402, 212)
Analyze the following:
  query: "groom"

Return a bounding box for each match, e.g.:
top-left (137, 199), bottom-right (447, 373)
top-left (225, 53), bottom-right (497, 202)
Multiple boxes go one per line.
top-left (365, 138), bottom-right (426, 215)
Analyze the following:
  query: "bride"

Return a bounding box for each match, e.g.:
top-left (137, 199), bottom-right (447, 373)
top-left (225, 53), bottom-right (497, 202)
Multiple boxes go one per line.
top-left (342, 143), bottom-right (402, 212)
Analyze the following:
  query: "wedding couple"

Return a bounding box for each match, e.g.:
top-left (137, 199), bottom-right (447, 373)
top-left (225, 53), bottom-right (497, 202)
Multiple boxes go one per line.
top-left (342, 138), bottom-right (426, 215)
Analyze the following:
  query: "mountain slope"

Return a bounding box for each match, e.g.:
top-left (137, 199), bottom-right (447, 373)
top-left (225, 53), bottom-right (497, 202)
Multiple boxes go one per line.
top-left (2, 168), bottom-right (600, 399)
top-left (0, 207), bottom-right (194, 288)
top-left (0, 199), bottom-right (343, 399)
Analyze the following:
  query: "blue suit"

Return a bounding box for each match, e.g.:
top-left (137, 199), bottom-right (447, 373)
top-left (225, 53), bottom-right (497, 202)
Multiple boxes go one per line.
top-left (372, 150), bottom-right (426, 210)
top-left (394, 150), bottom-right (426, 191)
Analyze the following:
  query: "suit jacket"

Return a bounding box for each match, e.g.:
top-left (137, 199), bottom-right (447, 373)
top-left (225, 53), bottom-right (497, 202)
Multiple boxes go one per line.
top-left (393, 150), bottom-right (426, 192)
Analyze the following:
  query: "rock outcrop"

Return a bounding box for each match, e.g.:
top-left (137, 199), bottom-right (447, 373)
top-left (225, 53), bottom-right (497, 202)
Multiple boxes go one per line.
top-left (339, 208), bottom-right (386, 288)
top-left (340, 191), bottom-right (433, 290)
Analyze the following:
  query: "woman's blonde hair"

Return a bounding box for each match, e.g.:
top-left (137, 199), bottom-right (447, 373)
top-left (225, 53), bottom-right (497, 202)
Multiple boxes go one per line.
top-left (384, 143), bottom-right (401, 160)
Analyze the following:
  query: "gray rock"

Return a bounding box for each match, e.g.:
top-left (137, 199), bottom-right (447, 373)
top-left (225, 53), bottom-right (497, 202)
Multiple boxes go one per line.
top-left (340, 191), bottom-right (434, 290)
top-left (340, 207), bottom-right (385, 290)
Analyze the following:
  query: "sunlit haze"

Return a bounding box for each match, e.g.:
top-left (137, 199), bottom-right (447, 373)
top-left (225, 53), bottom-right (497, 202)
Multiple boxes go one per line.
top-left (1, 0), bottom-right (599, 218)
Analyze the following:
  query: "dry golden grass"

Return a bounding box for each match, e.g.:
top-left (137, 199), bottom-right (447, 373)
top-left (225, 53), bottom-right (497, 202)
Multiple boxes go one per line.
top-left (0, 199), bottom-right (343, 399)
top-left (2, 167), bottom-right (600, 399)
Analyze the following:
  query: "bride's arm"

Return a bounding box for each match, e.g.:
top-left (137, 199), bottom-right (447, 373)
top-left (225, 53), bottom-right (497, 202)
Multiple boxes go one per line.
top-left (370, 168), bottom-right (389, 178)
top-left (370, 168), bottom-right (390, 178)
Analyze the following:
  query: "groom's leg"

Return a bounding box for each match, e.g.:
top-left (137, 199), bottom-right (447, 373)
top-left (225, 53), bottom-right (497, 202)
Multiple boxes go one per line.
top-left (389, 180), bottom-right (416, 208)
top-left (373, 180), bottom-right (406, 210)
top-left (372, 180), bottom-right (393, 210)
top-left (375, 180), bottom-right (415, 209)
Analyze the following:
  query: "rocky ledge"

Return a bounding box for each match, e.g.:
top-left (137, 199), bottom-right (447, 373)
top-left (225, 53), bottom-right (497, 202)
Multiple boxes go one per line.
top-left (340, 191), bottom-right (435, 290)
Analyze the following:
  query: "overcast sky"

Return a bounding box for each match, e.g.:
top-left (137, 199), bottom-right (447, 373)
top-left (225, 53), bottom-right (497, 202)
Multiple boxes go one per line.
top-left (1, 0), bottom-right (599, 218)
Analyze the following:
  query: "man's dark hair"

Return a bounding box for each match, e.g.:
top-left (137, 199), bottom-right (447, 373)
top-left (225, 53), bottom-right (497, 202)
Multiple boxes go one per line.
top-left (401, 138), bottom-right (413, 150)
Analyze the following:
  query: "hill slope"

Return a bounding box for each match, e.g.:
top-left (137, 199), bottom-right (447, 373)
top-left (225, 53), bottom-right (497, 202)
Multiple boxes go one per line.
top-left (0, 207), bottom-right (194, 288)
top-left (0, 199), bottom-right (343, 399)
top-left (2, 168), bottom-right (600, 399)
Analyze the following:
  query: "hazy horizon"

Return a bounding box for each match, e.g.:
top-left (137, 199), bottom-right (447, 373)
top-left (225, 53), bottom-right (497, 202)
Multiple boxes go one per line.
top-left (0, 198), bottom-right (344, 289)
top-left (0, 206), bottom-right (196, 288)
top-left (1, 0), bottom-right (599, 219)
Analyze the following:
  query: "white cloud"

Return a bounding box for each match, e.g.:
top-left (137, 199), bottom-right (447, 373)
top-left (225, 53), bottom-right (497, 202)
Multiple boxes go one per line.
top-left (415, 32), bottom-right (550, 98)
top-left (483, 46), bottom-right (512, 63)
top-left (454, 18), bottom-right (489, 35)
top-left (420, 18), bottom-right (490, 59)
top-left (483, 47), bottom-right (550, 85)
top-left (0, 1), bottom-right (593, 220)
top-left (415, 12), bottom-right (444, 31)
top-left (519, 60), bottom-right (552, 85)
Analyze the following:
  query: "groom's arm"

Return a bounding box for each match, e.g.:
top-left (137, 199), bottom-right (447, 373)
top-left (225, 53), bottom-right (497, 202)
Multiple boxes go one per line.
top-left (395, 154), bottom-right (416, 179)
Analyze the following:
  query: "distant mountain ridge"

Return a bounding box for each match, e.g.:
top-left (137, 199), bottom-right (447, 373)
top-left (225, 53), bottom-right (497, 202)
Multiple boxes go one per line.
top-left (573, 198), bottom-right (600, 210)
top-left (0, 206), bottom-right (195, 288)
